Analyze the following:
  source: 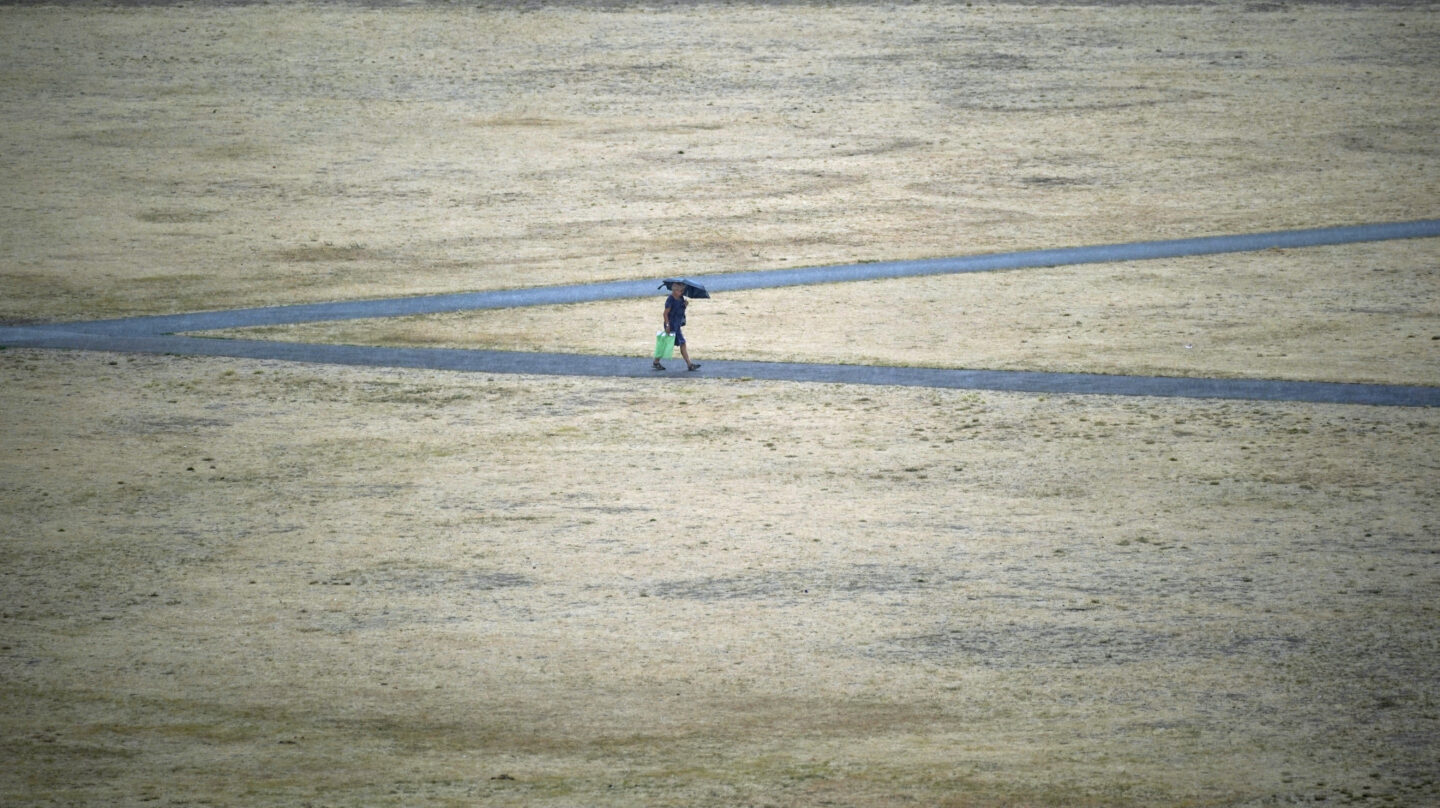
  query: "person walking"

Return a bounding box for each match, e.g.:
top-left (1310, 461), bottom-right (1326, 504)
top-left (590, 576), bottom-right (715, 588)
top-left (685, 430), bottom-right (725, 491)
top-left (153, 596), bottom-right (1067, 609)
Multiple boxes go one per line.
top-left (655, 281), bottom-right (700, 371)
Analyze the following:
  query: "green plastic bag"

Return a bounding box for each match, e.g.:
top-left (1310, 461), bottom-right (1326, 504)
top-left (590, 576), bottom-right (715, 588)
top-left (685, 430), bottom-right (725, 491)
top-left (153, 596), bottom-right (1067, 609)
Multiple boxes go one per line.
top-left (653, 331), bottom-right (675, 359)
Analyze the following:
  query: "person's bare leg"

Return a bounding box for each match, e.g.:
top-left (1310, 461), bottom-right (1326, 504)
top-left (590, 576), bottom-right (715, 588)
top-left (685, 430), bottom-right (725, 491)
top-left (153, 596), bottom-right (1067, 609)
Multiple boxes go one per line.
top-left (680, 343), bottom-right (698, 370)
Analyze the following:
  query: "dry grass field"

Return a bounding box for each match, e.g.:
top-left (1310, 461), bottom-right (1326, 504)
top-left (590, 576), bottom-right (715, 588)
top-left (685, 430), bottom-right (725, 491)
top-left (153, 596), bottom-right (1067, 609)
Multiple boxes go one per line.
top-left (2, 2), bottom-right (1438, 807)
top-left (221, 237), bottom-right (1440, 386)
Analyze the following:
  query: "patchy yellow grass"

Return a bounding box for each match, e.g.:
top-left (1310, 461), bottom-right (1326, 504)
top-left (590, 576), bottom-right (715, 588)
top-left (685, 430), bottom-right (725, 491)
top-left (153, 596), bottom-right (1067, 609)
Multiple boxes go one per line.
top-left (2, 3), bottom-right (1438, 323)
top-left (2, 2), bottom-right (1438, 806)
top-left (4, 349), bottom-right (1438, 805)
top-left (219, 238), bottom-right (1440, 386)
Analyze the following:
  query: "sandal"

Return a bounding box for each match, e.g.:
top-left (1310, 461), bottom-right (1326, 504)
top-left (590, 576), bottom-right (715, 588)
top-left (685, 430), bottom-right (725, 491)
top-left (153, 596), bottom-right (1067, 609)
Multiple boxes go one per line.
top-left (652, 361), bottom-right (665, 371)
top-left (687, 363), bottom-right (701, 372)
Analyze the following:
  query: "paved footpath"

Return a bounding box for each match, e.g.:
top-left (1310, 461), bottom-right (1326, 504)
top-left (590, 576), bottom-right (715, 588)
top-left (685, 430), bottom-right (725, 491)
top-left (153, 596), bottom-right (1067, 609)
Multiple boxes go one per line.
top-left (4, 220), bottom-right (1439, 407)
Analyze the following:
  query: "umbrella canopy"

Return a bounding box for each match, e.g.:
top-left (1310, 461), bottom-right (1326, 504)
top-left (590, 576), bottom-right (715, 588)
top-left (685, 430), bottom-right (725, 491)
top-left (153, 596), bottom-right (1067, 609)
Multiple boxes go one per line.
top-left (659, 278), bottom-right (709, 299)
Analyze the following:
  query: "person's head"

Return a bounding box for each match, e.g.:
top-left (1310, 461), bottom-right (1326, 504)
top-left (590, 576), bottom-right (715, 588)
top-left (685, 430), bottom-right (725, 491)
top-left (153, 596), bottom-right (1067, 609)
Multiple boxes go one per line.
top-left (670, 282), bottom-right (685, 297)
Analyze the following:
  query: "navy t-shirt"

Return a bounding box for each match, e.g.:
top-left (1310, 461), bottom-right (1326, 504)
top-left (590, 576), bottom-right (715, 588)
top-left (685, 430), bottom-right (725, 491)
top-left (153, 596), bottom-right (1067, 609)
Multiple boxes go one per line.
top-left (665, 295), bottom-right (687, 329)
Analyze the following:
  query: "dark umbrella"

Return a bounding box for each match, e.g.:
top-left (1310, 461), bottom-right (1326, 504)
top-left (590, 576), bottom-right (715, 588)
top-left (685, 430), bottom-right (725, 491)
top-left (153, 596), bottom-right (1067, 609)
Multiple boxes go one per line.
top-left (659, 278), bottom-right (710, 299)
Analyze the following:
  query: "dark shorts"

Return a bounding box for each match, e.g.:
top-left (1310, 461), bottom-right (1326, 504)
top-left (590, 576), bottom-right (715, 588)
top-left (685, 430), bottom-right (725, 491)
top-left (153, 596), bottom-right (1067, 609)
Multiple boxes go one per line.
top-left (672, 324), bottom-right (686, 346)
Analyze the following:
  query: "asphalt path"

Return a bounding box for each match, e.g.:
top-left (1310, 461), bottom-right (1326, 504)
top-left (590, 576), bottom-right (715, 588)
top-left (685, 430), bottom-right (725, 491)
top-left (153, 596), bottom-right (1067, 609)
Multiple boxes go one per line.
top-left (61, 218), bottom-right (1440, 336)
top-left (4, 219), bottom-right (1439, 406)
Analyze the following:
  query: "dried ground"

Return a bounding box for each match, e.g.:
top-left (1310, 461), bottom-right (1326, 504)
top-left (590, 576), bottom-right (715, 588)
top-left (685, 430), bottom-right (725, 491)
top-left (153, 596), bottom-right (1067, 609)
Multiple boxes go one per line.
top-left (2, 2), bottom-right (1438, 807)
top-left (222, 238), bottom-right (1440, 386)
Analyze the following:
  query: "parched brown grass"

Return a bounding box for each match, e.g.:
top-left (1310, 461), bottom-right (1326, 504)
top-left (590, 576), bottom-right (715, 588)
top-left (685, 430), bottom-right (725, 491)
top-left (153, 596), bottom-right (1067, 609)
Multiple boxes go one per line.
top-left (2, 2), bottom-right (1438, 806)
top-left (4, 348), bottom-right (1438, 806)
top-left (219, 237), bottom-right (1440, 386)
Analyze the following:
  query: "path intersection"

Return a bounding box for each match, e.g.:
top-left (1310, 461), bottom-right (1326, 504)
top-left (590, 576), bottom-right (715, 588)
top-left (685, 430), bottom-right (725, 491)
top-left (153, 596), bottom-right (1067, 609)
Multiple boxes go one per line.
top-left (5, 220), bottom-right (1438, 407)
